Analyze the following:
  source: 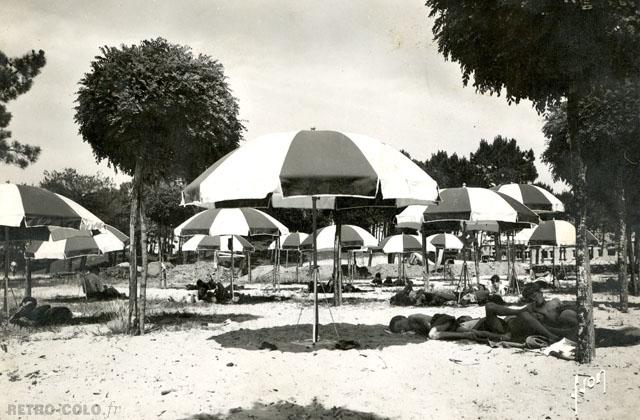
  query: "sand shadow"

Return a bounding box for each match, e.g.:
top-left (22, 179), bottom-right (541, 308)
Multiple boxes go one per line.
top-left (181, 399), bottom-right (389, 419)
top-left (44, 296), bottom-right (127, 304)
top-left (210, 322), bottom-right (426, 353)
top-left (595, 327), bottom-right (640, 348)
top-left (593, 300), bottom-right (640, 309)
top-left (148, 312), bottom-right (259, 328)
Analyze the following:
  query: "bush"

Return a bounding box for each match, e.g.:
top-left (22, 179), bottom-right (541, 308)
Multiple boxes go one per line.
top-left (104, 300), bottom-right (129, 334)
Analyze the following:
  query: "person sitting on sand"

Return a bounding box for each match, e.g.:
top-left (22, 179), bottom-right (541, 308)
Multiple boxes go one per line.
top-left (82, 268), bottom-right (126, 300)
top-left (9, 297), bottom-right (72, 327)
top-left (371, 272), bottom-right (382, 286)
top-left (490, 275), bottom-right (504, 295)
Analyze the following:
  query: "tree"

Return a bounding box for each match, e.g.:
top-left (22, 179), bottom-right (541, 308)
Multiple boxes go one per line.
top-left (145, 179), bottom-right (194, 286)
top-left (75, 38), bottom-right (244, 334)
top-left (421, 150), bottom-right (479, 188)
top-left (470, 135), bottom-right (537, 187)
top-left (0, 49), bottom-right (45, 168)
top-left (543, 78), bottom-right (640, 308)
top-left (40, 168), bottom-right (122, 226)
top-left (425, 0), bottom-right (640, 362)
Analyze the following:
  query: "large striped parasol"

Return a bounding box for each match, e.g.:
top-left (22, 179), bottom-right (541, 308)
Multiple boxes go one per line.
top-left (26, 225), bottom-right (128, 260)
top-left (174, 208), bottom-right (289, 237)
top-left (528, 220), bottom-right (598, 247)
top-left (181, 130), bottom-right (439, 209)
top-left (492, 184), bottom-right (564, 213)
top-left (427, 233), bottom-right (464, 250)
top-left (379, 233), bottom-right (435, 254)
top-left (423, 187), bottom-right (539, 227)
top-left (300, 225), bottom-right (378, 251)
top-left (0, 184), bottom-right (105, 231)
top-left (268, 232), bottom-right (309, 250)
top-left (182, 234), bottom-right (254, 253)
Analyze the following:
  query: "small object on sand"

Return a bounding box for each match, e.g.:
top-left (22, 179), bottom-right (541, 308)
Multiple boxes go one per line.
top-left (226, 362), bottom-right (234, 367)
top-left (160, 389), bottom-right (175, 396)
top-left (335, 340), bottom-right (361, 350)
top-left (259, 341), bottom-right (278, 351)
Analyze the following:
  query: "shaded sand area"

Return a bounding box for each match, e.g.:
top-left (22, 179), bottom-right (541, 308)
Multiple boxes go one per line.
top-left (1, 273), bottom-right (639, 419)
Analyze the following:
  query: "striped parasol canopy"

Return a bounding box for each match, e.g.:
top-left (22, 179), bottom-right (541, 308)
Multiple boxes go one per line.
top-left (395, 205), bottom-right (427, 231)
top-left (300, 225), bottom-right (378, 251)
top-left (423, 187), bottom-right (539, 227)
top-left (513, 227), bottom-right (536, 245)
top-left (379, 233), bottom-right (435, 254)
top-left (0, 183), bottom-right (105, 231)
top-left (174, 208), bottom-right (289, 237)
top-left (182, 234), bottom-right (254, 253)
top-left (25, 225), bottom-right (128, 260)
top-left (427, 233), bottom-right (464, 250)
top-left (492, 183), bottom-right (564, 213)
top-left (528, 220), bottom-right (598, 247)
top-left (181, 130), bottom-right (439, 210)
top-left (268, 232), bottom-right (309, 250)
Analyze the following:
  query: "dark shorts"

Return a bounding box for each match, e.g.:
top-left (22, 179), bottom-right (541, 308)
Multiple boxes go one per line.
top-left (430, 313), bottom-right (463, 332)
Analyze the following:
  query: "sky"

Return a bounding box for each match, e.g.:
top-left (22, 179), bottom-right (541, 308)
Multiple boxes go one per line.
top-left (0, 0), bottom-right (564, 190)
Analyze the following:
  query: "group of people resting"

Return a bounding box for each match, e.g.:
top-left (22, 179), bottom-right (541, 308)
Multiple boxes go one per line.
top-left (9, 297), bottom-right (73, 327)
top-left (390, 275), bottom-right (506, 307)
top-left (389, 286), bottom-right (577, 345)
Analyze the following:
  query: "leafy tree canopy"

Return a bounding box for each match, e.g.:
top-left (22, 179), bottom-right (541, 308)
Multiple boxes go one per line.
top-left (39, 168), bottom-right (127, 230)
top-left (0, 49), bottom-right (45, 168)
top-left (75, 38), bottom-right (244, 182)
top-left (144, 180), bottom-right (193, 228)
top-left (426, 0), bottom-right (640, 111)
top-left (470, 135), bottom-right (537, 186)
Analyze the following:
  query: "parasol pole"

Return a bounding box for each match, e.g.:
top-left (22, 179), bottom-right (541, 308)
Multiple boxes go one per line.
top-left (229, 236), bottom-right (234, 301)
top-left (4, 226), bottom-right (9, 316)
top-left (295, 250), bottom-right (300, 283)
top-left (473, 232), bottom-right (480, 284)
top-left (312, 197), bottom-right (319, 343)
top-left (421, 228), bottom-right (430, 290)
top-left (247, 250), bottom-right (252, 283)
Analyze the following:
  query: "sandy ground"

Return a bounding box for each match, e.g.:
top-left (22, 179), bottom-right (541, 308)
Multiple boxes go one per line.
top-left (1, 268), bottom-right (639, 420)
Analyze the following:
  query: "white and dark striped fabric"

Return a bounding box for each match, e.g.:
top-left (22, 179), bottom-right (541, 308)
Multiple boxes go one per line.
top-left (395, 205), bottom-right (427, 231)
top-left (182, 234), bottom-right (254, 253)
top-left (492, 184), bottom-right (564, 213)
top-left (423, 187), bottom-right (539, 226)
top-left (174, 208), bottom-right (289, 237)
top-left (427, 233), bottom-right (464, 250)
top-left (379, 233), bottom-right (434, 254)
top-left (26, 225), bottom-right (128, 260)
top-left (0, 184), bottom-right (104, 231)
top-left (268, 232), bottom-right (309, 250)
top-left (528, 220), bottom-right (598, 247)
top-left (300, 225), bottom-right (378, 251)
top-left (181, 130), bottom-right (439, 210)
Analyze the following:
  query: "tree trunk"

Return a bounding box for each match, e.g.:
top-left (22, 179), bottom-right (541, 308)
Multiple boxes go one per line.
top-left (24, 256), bottom-right (32, 298)
top-left (634, 227), bottom-right (640, 295)
top-left (627, 226), bottom-right (635, 298)
top-left (128, 161), bottom-right (141, 335)
top-left (615, 177), bottom-right (628, 312)
top-left (568, 91), bottom-right (595, 363)
top-left (139, 184), bottom-right (149, 334)
top-left (158, 225), bottom-right (164, 288)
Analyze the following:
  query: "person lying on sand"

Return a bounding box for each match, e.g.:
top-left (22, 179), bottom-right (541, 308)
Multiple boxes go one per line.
top-left (9, 297), bottom-right (72, 327)
top-left (389, 296), bottom-right (577, 343)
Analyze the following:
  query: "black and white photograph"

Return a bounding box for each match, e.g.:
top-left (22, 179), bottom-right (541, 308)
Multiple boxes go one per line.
top-left (1, 1), bottom-right (639, 419)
